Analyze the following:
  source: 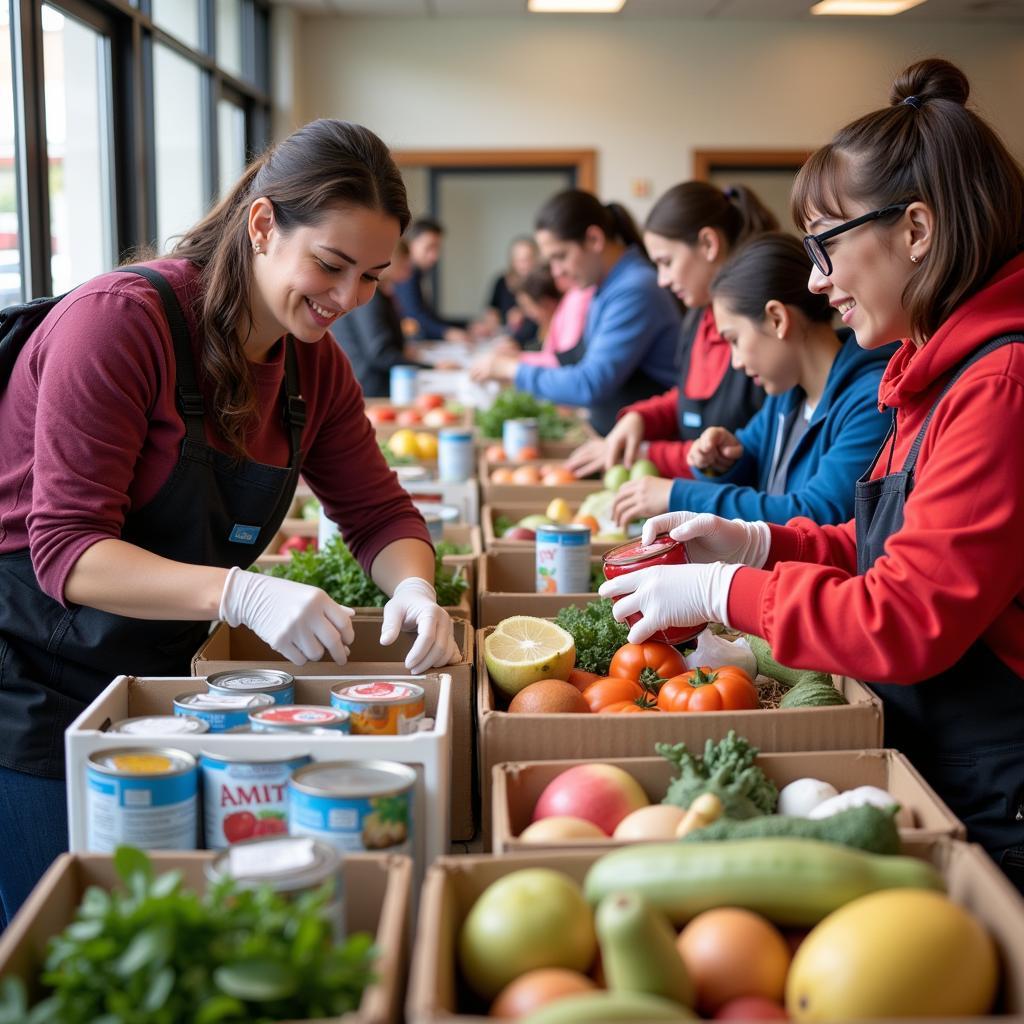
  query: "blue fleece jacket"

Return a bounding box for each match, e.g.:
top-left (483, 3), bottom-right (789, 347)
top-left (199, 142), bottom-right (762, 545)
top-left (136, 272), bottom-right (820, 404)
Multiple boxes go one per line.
top-left (513, 246), bottom-right (680, 406)
top-left (668, 332), bottom-right (896, 525)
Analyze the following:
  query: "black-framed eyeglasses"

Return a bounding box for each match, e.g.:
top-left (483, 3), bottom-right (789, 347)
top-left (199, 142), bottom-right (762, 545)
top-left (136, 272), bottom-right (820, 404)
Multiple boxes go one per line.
top-left (803, 203), bottom-right (911, 277)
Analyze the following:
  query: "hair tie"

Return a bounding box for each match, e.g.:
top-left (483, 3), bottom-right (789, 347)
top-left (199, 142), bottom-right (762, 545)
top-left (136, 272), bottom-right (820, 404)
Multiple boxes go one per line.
top-left (723, 187), bottom-right (738, 201)
top-left (903, 95), bottom-right (922, 110)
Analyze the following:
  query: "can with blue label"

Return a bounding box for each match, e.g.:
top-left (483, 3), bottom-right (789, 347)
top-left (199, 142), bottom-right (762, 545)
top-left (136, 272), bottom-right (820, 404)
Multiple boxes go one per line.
top-left (536, 523), bottom-right (592, 594)
top-left (206, 669), bottom-right (295, 705)
top-left (86, 747), bottom-right (198, 852)
top-left (389, 365), bottom-right (418, 406)
top-left (289, 760), bottom-right (415, 856)
top-left (174, 691), bottom-right (274, 732)
top-left (438, 429), bottom-right (474, 482)
top-left (502, 417), bottom-right (539, 460)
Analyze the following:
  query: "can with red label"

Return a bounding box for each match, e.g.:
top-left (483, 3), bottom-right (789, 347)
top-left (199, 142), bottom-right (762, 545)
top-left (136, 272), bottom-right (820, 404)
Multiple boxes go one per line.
top-left (329, 680), bottom-right (426, 735)
top-left (249, 704), bottom-right (350, 734)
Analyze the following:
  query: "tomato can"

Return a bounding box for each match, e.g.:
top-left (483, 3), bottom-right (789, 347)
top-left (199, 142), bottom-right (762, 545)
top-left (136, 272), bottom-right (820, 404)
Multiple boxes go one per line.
top-left (536, 523), bottom-right (591, 594)
top-left (110, 714), bottom-right (209, 736)
top-left (249, 704), bottom-right (350, 734)
top-left (86, 747), bottom-right (197, 852)
top-left (329, 680), bottom-right (426, 735)
top-left (502, 417), bottom-right (539, 460)
top-left (199, 749), bottom-right (311, 849)
top-left (389, 364), bottom-right (417, 405)
top-left (174, 691), bottom-right (274, 732)
top-left (438, 429), bottom-right (474, 483)
top-left (206, 668), bottom-right (295, 705)
top-left (289, 760), bottom-right (415, 855)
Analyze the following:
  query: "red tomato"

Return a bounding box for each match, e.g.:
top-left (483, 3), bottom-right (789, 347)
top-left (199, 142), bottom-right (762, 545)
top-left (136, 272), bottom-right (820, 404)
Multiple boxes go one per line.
top-left (252, 815), bottom-right (288, 836)
top-left (365, 405), bottom-right (396, 424)
top-left (567, 668), bottom-right (602, 693)
top-left (580, 676), bottom-right (644, 713)
top-left (598, 699), bottom-right (659, 714)
top-left (657, 665), bottom-right (759, 712)
top-left (609, 642), bottom-right (687, 690)
top-left (277, 535), bottom-right (316, 555)
top-left (395, 409), bottom-right (421, 426)
top-left (223, 811), bottom-right (256, 843)
top-left (414, 392), bottom-right (445, 412)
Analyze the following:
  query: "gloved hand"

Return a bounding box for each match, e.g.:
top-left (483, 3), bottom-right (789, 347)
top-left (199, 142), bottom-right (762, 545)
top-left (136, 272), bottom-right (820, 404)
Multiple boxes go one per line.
top-left (380, 577), bottom-right (461, 675)
top-left (641, 511), bottom-right (771, 567)
top-left (219, 566), bottom-right (354, 665)
top-left (598, 562), bottom-right (742, 644)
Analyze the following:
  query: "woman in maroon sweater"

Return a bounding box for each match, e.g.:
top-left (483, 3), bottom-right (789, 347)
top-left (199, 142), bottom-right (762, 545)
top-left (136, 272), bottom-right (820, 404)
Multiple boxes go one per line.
top-left (0, 119), bottom-right (458, 925)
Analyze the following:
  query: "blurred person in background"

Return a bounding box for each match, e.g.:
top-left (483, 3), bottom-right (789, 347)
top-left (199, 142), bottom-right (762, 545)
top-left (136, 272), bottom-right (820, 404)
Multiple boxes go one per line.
top-left (393, 217), bottom-right (469, 342)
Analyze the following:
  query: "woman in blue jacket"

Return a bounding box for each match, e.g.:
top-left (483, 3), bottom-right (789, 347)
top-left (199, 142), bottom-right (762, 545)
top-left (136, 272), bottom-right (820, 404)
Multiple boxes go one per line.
top-left (613, 233), bottom-right (895, 527)
top-left (475, 190), bottom-right (681, 434)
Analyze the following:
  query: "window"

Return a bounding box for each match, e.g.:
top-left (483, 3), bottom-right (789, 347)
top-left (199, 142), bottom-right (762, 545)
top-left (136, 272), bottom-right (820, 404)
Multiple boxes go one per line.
top-left (0, 4), bottom-right (23, 305)
top-left (216, 0), bottom-right (242, 79)
top-left (151, 0), bottom-right (201, 51)
top-left (218, 98), bottom-right (246, 200)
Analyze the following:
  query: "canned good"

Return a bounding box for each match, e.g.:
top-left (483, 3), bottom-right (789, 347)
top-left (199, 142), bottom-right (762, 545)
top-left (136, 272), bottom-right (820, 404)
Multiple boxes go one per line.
top-left (329, 680), bottom-right (426, 735)
top-left (86, 747), bottom-right (197, 852)
top-left (289, 760), bottom-right (415, 855)
top-left (174, 691), bottom-right (274, 733)
top-left (438, 429), bottom-right (474, 483)
top-left (110, 714), bottom-right (209, 736)
top-left (502, 417), bottom-right (539, 460)
top-left (249, 704), bottom-right (350, 734)
top-left (206, 669), bottom-right (295, 705)
top-left (200, 749), bottom-right (311, 849)
top-left (536, 523), bottom-right (592, 594)
top-left (389, 365), bottom-right (417, 405)
top-left (412, 501), bottom-right (460, 542)
top-left (393, 465), bottom-right (430, 484)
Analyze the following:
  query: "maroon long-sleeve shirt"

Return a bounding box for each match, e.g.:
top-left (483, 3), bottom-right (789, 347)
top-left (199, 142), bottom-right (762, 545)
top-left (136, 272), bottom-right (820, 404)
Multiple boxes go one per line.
top-left (0, 258), bottom-right (430, 605)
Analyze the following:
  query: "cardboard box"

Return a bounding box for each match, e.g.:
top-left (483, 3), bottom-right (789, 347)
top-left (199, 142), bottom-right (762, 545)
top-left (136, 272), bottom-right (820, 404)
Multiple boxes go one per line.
top-left (477, 550), bottom-right (599, 627)
top-left (364, 397), bottom-right (474, 440)
top-left (405, 839), bottom-right (1024, 1024)
top-left (0, 851), bottom-right (411, 1024)
top-left (478, 453), bottom-right (602, 506)
top-left (482, 504), bottom-right (625, 555)
top-left (476, 625), bottom-right (883, 842)
top-left (65, 674), bottom-right (451, 878)
top-left (491, 748), bottom-right (966, 853)
top-left (193, 618), bottom-right (479, 842)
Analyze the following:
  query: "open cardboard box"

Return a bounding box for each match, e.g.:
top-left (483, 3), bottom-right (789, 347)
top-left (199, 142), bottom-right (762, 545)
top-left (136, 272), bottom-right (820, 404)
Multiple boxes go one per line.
top-left (405, 838), bottom-right (1024, 1024)
top-left (477, 452), bottom-right (602, 506)
top-left (477, 550), bottom-right (599, 627)
top-left (482, 504), bottom-right (625, 555)
top-left (192, 617), bottom-right (478, 842)
top-left (364, 397), bottom-right (474, 439)
top-left (0, 851), bottom-right (411, 1024)
top-left (476, 625), bottom-right (883, 845)
top-left (491, 748), bottom-right (966, 853)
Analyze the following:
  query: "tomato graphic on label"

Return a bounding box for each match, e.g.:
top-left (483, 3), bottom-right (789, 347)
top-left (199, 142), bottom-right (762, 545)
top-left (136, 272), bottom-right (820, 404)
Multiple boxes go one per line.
top-left (253, 813), bottom-right (288, 836)
top-left (223, 811), bottom-right (257, 843)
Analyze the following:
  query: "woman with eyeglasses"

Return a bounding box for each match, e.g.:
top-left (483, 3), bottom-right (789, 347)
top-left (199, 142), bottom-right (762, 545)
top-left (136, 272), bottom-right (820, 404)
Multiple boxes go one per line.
top-left (599, 58), bottom-right (1024, 889)
top-left (611, 233), bottom-right (894, 529)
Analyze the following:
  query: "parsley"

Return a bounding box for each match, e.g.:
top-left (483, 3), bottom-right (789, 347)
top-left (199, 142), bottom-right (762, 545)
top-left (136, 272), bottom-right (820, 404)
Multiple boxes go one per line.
top-left (553, 598), bottom-right (630, 675)
top-left (474, 389), bottom-right (572, 441)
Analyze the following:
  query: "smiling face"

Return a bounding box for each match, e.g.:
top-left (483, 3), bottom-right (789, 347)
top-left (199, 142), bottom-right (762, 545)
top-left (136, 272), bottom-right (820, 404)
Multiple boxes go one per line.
top-left (249, 201), bottom-right (400, 350)
top-left (712, 297), bottom-right (799, 396)
top-left (535, 227), bottom-right (603, 288)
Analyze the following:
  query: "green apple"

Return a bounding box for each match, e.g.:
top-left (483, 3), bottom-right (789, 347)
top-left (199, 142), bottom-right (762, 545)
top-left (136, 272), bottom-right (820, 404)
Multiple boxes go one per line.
top-left (517, 514), bottom-right (553, 530)
top-left (603, 465), bottom-right (630, 492)
top-left (629, 459), bottom-right (660, 480)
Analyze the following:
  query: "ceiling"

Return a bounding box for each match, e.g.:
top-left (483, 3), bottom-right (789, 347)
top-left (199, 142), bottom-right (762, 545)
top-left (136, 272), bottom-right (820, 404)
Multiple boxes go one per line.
top-left (271, 0), bottom-right (1024, 19)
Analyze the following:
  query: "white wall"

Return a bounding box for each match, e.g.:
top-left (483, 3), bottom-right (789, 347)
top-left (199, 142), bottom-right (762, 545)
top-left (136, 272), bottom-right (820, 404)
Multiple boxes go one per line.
top-left (290, 15), bottom-right (1024, 224)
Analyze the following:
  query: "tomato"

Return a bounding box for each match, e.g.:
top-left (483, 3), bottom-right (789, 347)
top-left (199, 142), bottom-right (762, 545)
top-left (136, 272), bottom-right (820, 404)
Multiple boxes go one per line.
top-left (485, 444), bottom-right (507, 463)
top-left (599, 699), bottom-right (659, 714)
top-left (580, 676), bottom-right (644, 713)
top-left (657, 665), bottom-right (760, 712)
top-left (222, 811), bottom-right (256, 843)
top-left (609, 642), bottom-right (687, 691)
top-left (277, 535), bottom-right (315, 555)
top-left (567, 668), bottom-right (603, 693)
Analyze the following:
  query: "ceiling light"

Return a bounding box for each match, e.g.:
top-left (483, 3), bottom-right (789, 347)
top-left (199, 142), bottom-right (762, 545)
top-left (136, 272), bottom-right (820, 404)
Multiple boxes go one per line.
top-left (810, 0), bottom-right (928, 13)
top-left (528, 0), bottom-right (627, 13)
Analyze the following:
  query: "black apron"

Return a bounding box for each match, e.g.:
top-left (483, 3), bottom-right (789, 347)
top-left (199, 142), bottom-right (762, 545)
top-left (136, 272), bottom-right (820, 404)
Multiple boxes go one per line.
top-left (855, 333), bottom-right (1024, 889)
top-left (0, 267), bottom-right (305, 778)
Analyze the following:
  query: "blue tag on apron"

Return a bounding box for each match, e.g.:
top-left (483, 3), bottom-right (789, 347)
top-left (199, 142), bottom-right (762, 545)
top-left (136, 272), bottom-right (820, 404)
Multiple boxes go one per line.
top-left (683, 411), bottom-right (702, 428)
top-left (229, 524), bottom-right (261, 545)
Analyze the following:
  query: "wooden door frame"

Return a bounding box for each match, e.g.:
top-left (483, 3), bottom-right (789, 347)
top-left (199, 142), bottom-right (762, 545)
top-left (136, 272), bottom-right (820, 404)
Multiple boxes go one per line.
top-left (393, 148), bottom-right (597, 193)
top-left (692, 148), bottom-right (812, 181)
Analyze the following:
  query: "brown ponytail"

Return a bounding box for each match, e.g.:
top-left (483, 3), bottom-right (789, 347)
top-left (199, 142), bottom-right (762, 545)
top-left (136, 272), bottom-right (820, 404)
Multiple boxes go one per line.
top-left (644, 181), bottom-right (778, 250)
top-left (172, 119), bottom-right (410, 457)
top-left (535, 189), bottom-right (646, 256)
top-left (791, 58), bottom-right (1024, 341)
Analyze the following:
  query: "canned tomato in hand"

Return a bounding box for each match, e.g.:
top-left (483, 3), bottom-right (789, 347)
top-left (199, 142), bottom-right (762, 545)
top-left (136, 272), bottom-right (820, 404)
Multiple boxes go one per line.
top-left (602, 534), bottom-right (706, 645)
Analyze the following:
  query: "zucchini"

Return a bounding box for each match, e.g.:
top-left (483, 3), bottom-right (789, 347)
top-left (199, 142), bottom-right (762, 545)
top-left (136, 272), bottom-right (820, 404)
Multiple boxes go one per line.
top-left (584, 838), bottom-right (944, 926)
top-left (521, 991), bottom-right (696, 1023)
top-left (779, 678), bottom-right (848, 708)
top-left (745, 634), bottom-right (832, 689)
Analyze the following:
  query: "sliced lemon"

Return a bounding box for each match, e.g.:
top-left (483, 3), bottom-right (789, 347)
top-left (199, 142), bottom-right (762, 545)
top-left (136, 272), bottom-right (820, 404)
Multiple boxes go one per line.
top-left (484, 616), bottom-right (576, 698)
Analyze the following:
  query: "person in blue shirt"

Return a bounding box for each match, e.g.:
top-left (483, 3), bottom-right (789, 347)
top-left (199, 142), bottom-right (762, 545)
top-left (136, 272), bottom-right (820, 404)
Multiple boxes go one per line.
top-left (474, 190), bottom-right (681, 434)
top-left (612, 233), bottom-right (895, 527)
top-left (392, 218), bottom-right (469, 342)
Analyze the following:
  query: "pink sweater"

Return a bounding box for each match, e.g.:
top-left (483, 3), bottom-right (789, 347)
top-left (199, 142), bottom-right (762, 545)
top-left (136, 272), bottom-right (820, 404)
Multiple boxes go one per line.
top-left (0, 258), bottom-right (430, 604)
top-left (519, 285), bottom-right (595, 368)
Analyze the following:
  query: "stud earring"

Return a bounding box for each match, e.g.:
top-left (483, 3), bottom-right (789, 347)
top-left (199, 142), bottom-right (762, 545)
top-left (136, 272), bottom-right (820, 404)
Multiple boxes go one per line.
top-left (252, 242), bottom-right (261, 253)
top-left (910, 255), bottom-right (920, 263)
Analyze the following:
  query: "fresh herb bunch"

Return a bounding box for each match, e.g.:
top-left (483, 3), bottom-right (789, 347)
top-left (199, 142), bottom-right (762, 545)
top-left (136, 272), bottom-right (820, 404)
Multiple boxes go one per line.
top-left (0, 846), bottom-right (375, 1024)
top-left (434, 539), bottom-right (471, 558)
top-left (475, 390), bottom-right (571, 441)
top-left (258, 536), bottom-right (468, 608)
top-left (657, 730), bottom-right (779, 820)
top-left (588, 561), bottom-right (605, 593)
top-left (493, 514), bottom-right (514, 538)
top-left (553, 599), bottom-right (630, 675)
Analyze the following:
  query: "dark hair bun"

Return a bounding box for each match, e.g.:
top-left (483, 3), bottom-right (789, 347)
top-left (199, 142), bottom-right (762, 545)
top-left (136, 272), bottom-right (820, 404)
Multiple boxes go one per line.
top-left (891, 57), bottom-right (970, 108)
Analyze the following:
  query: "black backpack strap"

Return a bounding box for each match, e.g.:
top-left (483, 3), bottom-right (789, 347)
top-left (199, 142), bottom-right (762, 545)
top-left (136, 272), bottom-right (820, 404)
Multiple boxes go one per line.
top-left (116, 265), bottom-right (205, 443)
top-left (282, 338), bottom-right (306, 460)
top-left (0, 293), bottom-right (69, 396)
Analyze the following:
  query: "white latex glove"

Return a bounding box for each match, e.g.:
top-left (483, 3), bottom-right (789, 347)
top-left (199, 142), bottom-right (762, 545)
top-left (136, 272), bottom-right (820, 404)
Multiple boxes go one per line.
top-left (219, 566), bottom-right (354, 666)
top-left (380, 577), bottom-right (461, 675)
top-left (598, 562), bottom-right (742, 644)
top-left (641, 511), bottom-right (771, 567)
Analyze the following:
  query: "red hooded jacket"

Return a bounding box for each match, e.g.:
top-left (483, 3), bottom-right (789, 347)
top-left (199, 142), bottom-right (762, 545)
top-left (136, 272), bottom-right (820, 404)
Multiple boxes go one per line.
top-left (727, 252), bottom-right (1024, 683)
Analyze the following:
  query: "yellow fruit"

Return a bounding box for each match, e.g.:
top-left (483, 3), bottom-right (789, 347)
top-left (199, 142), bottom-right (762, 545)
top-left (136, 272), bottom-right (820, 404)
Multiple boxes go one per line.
top-left (388, 429), bottom-right (419, 459)
top-left (545, 498), bottom-right (573, 525)
top-left (414, 432), bottom-right (438, 459)
top-left (484, 616), bottom-right (576, 698)
top-left (786, 888), bottom-right (998, 1020)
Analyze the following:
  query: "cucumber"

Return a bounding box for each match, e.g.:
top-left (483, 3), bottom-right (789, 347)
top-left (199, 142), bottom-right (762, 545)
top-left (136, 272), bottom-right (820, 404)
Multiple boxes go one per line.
top-left (596, 892), bottom-right (694, 1008)
top-left (745, 634), bottom-right (832, 689)
top-left (779, 678), bottom-right (848, 708)
top-left (584, 838), bottom-right (944, 926)
top-left (521, 991), bottom-right (696, 1023)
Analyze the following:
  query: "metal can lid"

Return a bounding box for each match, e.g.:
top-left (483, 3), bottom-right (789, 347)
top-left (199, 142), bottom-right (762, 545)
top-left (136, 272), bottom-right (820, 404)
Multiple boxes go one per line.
top-left (207, 836), bottom-right (340, 893)
top-left (537, 523), bottom-right (592, 538)
top-left (331, 681), bottom-right (424, 705)
top-left (111, 715), bottom-right (210, 736)
top-left (505, 417), bottom-right (538, 426)
top-left (394, 465), bottom-right (430, 483)
top-left (290, 759), bottom-right (416, 798)
top-left (251, 705), bottom-right (348, 727)
top-left (206, 669), bottom-right (294, 694)
top-left (175, 691), bottom-right (275, 710)
top-left (89, 747), bottom-right (196, 776)
top-left (603, 534), bottom-right (680, 567)
top-left (439, 429), bottom-right (472, 441)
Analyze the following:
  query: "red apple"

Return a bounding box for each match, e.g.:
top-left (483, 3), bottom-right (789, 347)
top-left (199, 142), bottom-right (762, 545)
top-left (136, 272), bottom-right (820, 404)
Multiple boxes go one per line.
top-left (278, 535), bottom-right (316, 555)
top-left (532, 764), bottom-right (649, 836)
top-left (502, 526), bottom-right (536, 541)
top-left (422, 407), bottom-right (457, 427)
top-left (415, 392), bottom-right (445, 412)
top-left (366, 405), bottom-right (396, 424)
top-left (715, 998), bottom-right (789, 1020)
top-left (396, 409), bottom-right (421, 426)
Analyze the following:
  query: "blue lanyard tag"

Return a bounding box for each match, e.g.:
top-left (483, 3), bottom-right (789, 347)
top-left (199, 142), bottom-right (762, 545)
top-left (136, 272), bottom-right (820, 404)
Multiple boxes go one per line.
top-left (683, 411), bottom-right (702, 428)
top-left (229, 524), bottom-right (261, 545)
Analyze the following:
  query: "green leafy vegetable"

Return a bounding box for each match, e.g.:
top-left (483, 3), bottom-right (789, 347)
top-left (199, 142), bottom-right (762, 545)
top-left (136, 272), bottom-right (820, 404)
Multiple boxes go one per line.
top-left (1, 847), bottom-right (375, 1023)
top-left (434, 539), bottom-right (471, 559)
top-left (658, 730), bottom-right (779, 820)
top-left (255, 535), bottom-right (468, 608)
top-left (475, 389), bottom-right (573, 441)
top-left (553, 598), bottom-right (629, 675)
top-left (493, 514), bottom-right (514, 538)
top-left (588, 561), bottom-right (605, 593)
